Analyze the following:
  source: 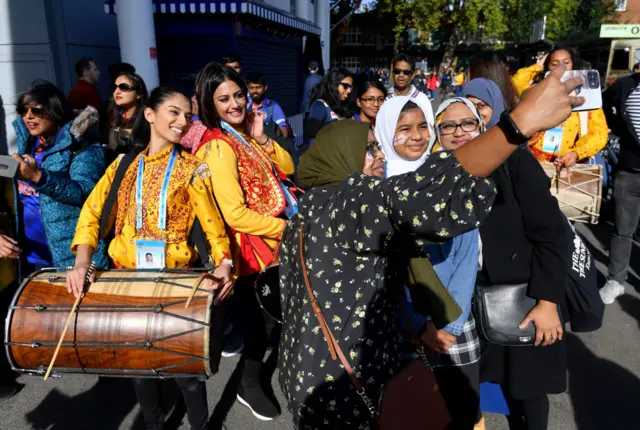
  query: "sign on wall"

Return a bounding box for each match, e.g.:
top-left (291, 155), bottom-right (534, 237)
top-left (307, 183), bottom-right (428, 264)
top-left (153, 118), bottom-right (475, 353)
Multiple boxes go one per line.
top-left (600, 24), bottom-right (640, 38)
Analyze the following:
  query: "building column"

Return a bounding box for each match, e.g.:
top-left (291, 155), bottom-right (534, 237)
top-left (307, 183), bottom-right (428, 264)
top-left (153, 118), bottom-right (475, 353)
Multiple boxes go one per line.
top-left (115, 0), bottom-right (159, 89)
top-left (316, 0), bottom-right (330, 70)
top-left (296, 0), bottom-right (310, 21)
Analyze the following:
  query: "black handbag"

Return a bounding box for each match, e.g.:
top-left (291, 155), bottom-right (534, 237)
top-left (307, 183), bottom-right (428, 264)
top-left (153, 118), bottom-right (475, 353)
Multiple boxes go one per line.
top-left (473, 283), bottom-right (536, 346)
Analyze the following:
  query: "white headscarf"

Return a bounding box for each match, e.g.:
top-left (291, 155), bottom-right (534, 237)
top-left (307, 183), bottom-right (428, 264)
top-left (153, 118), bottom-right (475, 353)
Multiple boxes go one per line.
top-left (376, 96), bottom-right (436, 177)
top-left (429, 97), bottom-right (485, 153)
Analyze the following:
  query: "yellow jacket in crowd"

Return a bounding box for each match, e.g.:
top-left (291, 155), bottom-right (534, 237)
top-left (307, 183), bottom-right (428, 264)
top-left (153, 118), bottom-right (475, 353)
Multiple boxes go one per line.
top-left (72, 147), bottom-right (231, 268)
top-left (196, 130), bottom-right (294, 271)
top-left (512, 64), bottom-right (608, 162)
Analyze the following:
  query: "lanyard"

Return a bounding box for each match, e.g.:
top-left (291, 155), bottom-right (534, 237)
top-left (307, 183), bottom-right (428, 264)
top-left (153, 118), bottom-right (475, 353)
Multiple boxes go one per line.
top-left (136, 146), bottom-right (179, 231)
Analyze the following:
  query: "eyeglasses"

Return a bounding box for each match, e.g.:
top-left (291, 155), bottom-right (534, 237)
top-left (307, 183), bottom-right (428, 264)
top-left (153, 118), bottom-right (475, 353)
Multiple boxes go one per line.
top-left (17, 106), bottom-right (46, 118)
top-left (113, 83), bottom-right (137, 92)
top-left (366, 142), bottom-right (382, 154)
top-left (340, 82), bottom-right (353, 91)
top-left (438, 120), bottom-right (479, 135)
top-left (360, 97), bottom-right (385, 105)
top-left (393, 68), bottom-right (412, 76)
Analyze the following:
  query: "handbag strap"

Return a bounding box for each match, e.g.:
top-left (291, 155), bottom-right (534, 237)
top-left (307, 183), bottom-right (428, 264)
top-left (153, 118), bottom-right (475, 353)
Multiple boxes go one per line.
top-left (298, 224), bottom-right (381, 417)
top-left (297, 223), bottom-right (430, 417)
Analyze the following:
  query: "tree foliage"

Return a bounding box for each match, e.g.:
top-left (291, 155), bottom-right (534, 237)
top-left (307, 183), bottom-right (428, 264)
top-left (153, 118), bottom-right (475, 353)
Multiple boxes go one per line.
top-left (380, 0), bottom-right (618, 48)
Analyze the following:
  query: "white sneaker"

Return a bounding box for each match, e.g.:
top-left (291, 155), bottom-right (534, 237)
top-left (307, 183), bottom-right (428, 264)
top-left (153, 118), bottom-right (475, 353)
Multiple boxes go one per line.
top-left (599, 280), bottom-right (625, 305)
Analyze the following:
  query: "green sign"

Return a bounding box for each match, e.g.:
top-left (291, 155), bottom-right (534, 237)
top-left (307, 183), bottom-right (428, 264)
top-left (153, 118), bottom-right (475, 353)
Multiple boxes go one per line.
top-left (600, 24), bottom-right (640, 38)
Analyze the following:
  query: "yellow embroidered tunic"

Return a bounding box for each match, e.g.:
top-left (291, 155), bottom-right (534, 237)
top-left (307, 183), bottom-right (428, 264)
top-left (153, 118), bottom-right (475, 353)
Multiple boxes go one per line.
top-left (195, 132), bottom-right (294, 264)
top-left (72, 146), bottom-right (230, 269)
top-left (512, 64), bottom-right (608, 161)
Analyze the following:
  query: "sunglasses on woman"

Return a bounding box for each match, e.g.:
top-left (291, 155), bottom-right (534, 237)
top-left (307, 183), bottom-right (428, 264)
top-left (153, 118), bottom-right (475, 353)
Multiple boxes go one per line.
top-left (17, 106), bottom-right (47, 118)
top-left (340, 82), bottom-right (353, 91)
top-left (438, 120), bottom-right (479, 135)
top-left (113, 83), bottom-right (137, 92)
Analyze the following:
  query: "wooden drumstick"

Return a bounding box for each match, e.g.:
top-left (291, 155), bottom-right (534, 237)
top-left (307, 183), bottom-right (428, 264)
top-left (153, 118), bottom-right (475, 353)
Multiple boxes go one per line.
top-left (185, 273), bottom-right (220, 309)
top-left (44, 262), bottom-right (95, 380)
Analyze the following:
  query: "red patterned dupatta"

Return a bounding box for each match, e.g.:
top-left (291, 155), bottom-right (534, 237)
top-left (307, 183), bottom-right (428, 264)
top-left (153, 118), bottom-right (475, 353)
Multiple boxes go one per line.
top-left (201, 127), bottom-right (286, 276)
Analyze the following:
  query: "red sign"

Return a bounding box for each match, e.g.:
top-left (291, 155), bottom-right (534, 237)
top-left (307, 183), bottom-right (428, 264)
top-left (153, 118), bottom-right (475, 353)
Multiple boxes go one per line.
top-left (150, 47), bottom-right (157, 59)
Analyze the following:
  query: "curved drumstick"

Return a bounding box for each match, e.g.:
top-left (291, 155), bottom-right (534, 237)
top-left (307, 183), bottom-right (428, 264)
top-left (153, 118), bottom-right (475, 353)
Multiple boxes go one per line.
top-left (185, 273), bottom-right (220, 309)
top-left (44, 262), bottom-right (95, 380)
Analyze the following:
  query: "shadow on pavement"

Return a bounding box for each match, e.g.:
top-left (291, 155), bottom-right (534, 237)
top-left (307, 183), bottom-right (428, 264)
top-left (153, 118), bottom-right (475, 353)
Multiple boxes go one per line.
top-left (567, 334), bottom-right (640, 430)
top-left (25, 378), bottom-right (138, 430)
top-left (618, 294), bottom-right (640, 331)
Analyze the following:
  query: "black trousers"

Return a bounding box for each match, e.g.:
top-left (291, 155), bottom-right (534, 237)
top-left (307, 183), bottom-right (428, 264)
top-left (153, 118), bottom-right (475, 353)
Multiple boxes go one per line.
top-left (133, 378), bottom-right (208, 430)
top-left (433, 361), bottom-right (481, 430)
top-left (232, 274), bottom-right (271, 362)
top-left (504, 394), bottom-right (549, 430)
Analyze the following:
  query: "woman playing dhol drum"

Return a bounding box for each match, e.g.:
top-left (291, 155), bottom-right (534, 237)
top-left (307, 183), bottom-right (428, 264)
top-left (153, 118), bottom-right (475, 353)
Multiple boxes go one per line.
top-left (67, 87), bottom-right (234, 430)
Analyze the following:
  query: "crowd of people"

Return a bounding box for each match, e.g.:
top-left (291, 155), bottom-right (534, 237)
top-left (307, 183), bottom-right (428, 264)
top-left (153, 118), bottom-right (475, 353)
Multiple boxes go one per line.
top-left (0, 44), bottom-right (633, 430)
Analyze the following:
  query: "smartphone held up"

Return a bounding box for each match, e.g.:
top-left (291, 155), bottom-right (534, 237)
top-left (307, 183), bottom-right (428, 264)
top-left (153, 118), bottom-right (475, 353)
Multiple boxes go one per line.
top-left (545, 69), bottom-right (602, 112)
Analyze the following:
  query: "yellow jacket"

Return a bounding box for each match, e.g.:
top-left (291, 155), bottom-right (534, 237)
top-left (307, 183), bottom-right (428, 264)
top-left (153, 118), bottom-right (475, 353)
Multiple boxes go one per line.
top-left (513, 64), bottom-right (608, 161)
top-left (196, 133), bottom-right (294, 268)
top-left (72, 147), bottom-right (231, 269)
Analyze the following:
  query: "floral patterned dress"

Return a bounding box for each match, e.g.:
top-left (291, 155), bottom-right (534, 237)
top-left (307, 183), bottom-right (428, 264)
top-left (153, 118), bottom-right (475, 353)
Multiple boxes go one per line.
top-left (278, 152), bottom-right (497, 429)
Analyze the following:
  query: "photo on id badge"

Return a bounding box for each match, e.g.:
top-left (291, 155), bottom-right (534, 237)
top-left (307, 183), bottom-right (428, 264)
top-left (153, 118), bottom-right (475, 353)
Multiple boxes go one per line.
top-left (136, 240), bottom-right (166, 269)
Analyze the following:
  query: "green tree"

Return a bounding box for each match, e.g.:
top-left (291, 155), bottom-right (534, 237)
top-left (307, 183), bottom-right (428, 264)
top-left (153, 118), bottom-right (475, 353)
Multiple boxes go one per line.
top-left (379, 0), bottom-right (515, 71)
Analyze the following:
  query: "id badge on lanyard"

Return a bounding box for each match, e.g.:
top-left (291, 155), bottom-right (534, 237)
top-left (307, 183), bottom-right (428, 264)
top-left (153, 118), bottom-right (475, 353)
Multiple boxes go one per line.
top-left (135, 147), bottom-right (178, 269)
top-left (542, 127), bottom-right (564, 154)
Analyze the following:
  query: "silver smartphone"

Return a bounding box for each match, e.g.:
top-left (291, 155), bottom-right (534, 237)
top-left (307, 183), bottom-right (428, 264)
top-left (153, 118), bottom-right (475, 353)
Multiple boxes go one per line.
top-left (545, 69), bottom-right (602, 111)
top-left (0, 155), bottom-right (18, 178)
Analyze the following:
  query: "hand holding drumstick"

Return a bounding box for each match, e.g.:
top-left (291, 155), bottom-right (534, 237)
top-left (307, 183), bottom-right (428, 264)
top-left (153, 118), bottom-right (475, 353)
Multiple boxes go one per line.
top-left (45, 262), bottom-right (96, 380)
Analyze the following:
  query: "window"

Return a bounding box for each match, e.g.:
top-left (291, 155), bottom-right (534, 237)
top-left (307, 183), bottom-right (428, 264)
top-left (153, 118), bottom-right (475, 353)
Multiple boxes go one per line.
top-left (343, 27), bottom-right (361, 44)
top-left (635, 48), bottom-right (640, 66)
top-left (341, 57), bottom-right (360, 72)
top-left (616, 0), bottom-right (627, 11)
top-left (611, 48), bottom-right (630, 70)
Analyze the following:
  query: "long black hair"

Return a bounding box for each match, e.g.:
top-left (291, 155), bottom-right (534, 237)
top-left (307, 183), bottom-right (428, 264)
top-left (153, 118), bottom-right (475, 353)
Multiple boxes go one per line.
top-left (108, 73), bottom-right (149, 129)
top-left (129, 86), bottom-right (186, 154)
top-left (543, 46), bottom-right (578, 72)
top-left (469, 51), bottom-right (518, 110)
top-left (309, 68), bottom-right (355, 118)
top-left (196, 61), bottom-right (248, 131)
top-left (16, 81), bottom-right (74, 134)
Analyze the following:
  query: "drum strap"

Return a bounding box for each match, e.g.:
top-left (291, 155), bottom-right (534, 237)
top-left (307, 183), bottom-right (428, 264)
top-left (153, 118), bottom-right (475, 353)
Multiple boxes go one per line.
top-left (98, 153), bottom-right (213, 269)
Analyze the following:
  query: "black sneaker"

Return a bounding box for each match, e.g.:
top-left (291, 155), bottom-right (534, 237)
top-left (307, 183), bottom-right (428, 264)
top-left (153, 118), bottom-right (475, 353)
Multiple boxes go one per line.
top-left (236, 384), bottom-right (279, 421)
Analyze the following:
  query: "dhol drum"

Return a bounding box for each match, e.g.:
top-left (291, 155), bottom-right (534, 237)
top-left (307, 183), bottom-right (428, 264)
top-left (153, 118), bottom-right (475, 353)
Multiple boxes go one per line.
top-left (5, 269), bottom-right (225, 379)
top-left (540, 162), bottom-right (603, 224)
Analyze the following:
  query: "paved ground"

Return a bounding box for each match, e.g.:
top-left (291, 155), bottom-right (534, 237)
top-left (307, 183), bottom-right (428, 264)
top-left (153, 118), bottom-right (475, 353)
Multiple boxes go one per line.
top-left (1, 181), bottom-right (638, 428)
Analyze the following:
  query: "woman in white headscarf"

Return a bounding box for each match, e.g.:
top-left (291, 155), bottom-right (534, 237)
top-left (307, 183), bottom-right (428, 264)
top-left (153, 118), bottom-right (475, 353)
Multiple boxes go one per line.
top-left (377, 95), bottom-right (485, 430)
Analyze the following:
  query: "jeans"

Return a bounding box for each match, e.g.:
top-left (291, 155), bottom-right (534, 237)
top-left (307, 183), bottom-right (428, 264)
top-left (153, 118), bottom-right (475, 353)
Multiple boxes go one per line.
top-left (608, 170), bottom-right (640, 282)
top-left (133, 378), bottom-right (208, 430)
top-left (455, 86), bottom-right (463, 97)
top-left (429, 90), bottom-right (436, 99)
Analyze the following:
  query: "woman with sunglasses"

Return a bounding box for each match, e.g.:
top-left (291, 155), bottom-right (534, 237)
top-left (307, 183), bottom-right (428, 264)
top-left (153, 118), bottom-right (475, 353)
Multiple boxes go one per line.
top-left (460, 78), bottom-right (570, 430)
top-left (2, 81), bottom-right (108, 276)
top-left (353, 79), bottom-right (387, 130)
top-left (105, 73), bottom-right (149, 164)
top-left (301, 68), bottom-right (355, 154)
top-left (192, 62), bottom-right (295, 421)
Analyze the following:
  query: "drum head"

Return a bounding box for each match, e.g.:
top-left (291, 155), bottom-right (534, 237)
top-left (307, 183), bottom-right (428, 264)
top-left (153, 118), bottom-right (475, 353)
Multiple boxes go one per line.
top-left (254, 265), bottom-right (282, 324)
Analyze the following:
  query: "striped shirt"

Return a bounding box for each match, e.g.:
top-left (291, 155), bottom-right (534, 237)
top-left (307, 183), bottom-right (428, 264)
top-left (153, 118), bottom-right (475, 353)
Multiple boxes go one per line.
top-left (625, 84), bottom-right (640, 138)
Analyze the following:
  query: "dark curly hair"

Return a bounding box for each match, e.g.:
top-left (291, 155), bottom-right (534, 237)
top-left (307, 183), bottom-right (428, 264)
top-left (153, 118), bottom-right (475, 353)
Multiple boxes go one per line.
top-left (16, 81), bottom-right (74, 134)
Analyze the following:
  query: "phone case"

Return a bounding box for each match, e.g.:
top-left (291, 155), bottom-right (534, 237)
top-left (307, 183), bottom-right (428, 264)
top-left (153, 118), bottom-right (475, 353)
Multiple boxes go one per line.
top-left (0, 155), bottom-right (18, 179)
top-left (545, 70), bottom-right (602, 111)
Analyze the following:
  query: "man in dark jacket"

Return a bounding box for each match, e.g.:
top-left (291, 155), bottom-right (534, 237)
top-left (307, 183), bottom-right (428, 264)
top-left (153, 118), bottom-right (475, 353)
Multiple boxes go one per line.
top-left (601, 73), bottom-right (640, 304)
top-left (301, 60), bottom-right (323, 113)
